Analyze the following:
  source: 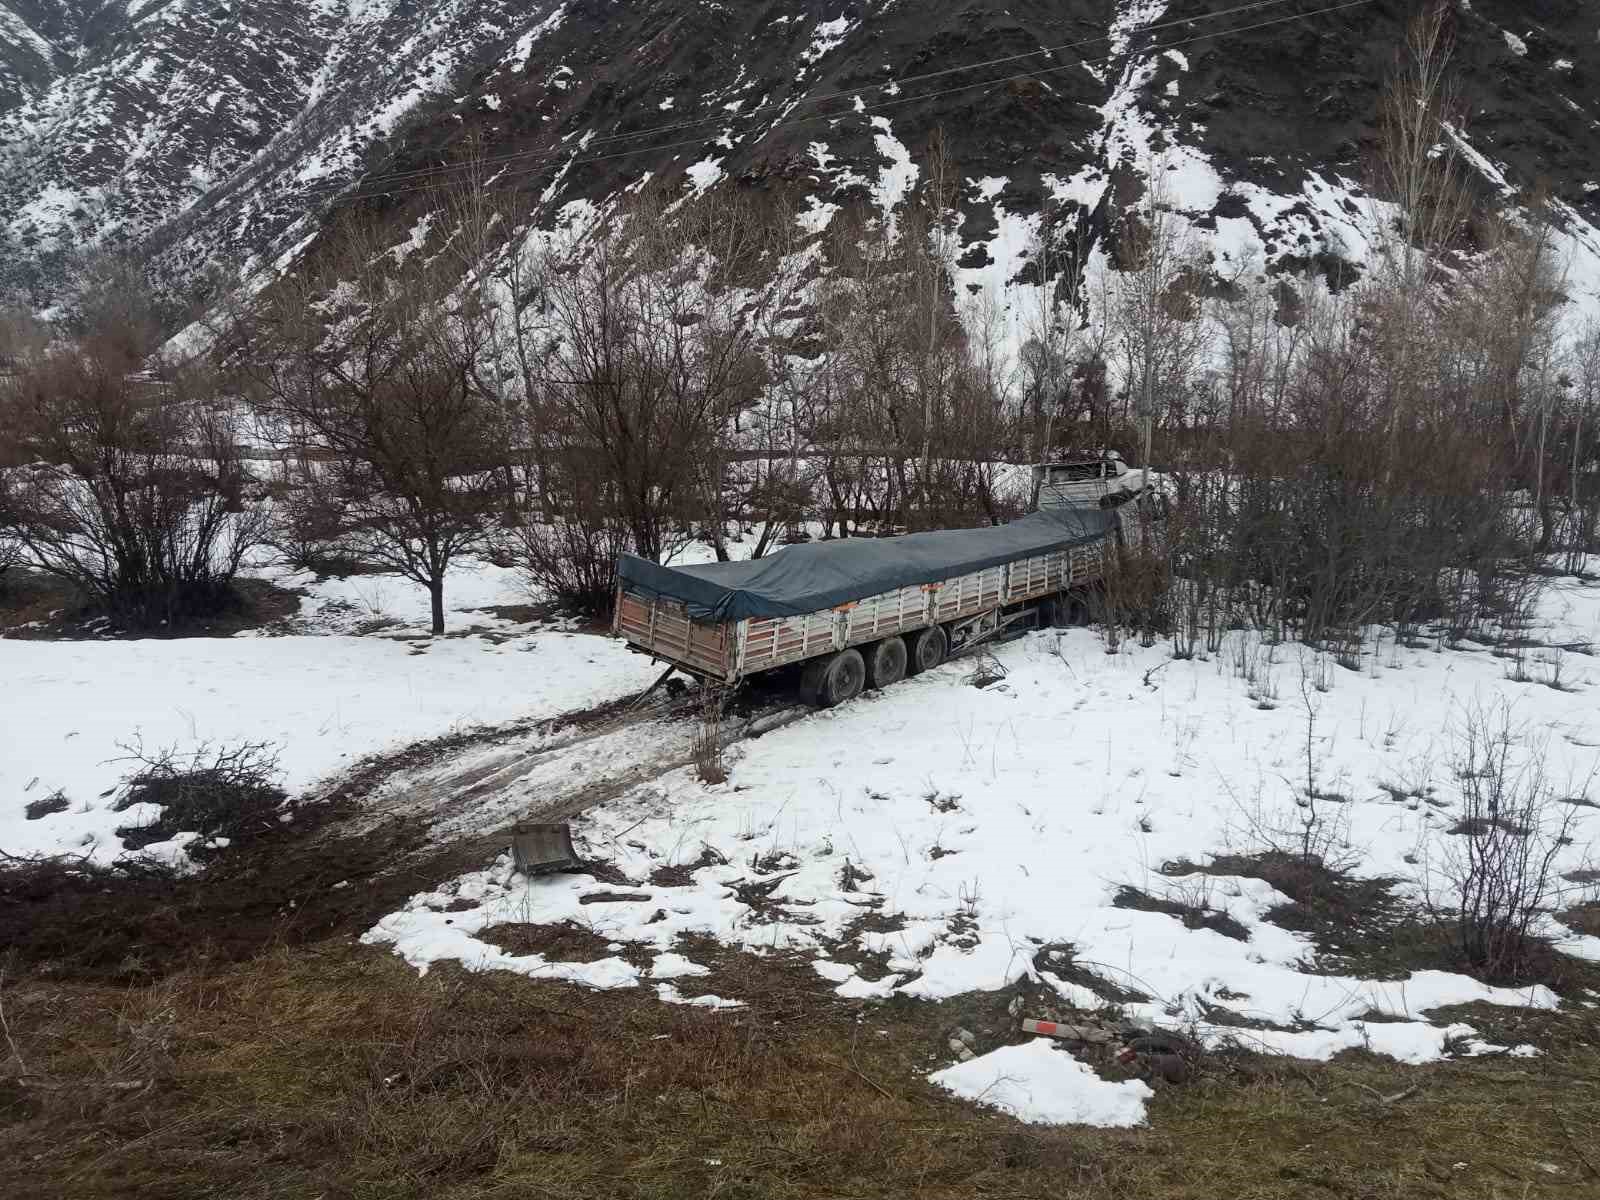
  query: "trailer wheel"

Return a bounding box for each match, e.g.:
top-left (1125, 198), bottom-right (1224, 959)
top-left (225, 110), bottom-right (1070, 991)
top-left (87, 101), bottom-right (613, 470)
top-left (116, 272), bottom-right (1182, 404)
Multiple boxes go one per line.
top-left (866, 637), bottom-right (908, 689)
top-left (800, 648), bottom-right (866, 708)
top-left (1051, 592), bottom-right (1091, 628)
top-left (905, 625), bottom-right (948, 675)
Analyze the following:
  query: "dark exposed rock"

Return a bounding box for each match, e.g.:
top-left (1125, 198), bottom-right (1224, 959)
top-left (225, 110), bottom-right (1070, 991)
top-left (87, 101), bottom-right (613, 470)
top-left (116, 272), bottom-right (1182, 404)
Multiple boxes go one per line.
top-left (0, 1), bottom-right (1596, 312)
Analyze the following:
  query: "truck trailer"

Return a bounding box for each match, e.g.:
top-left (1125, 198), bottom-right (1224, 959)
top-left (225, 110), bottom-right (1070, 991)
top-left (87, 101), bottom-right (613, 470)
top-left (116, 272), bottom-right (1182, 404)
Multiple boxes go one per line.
top-left (613, 457), bottom-right (1154, 707)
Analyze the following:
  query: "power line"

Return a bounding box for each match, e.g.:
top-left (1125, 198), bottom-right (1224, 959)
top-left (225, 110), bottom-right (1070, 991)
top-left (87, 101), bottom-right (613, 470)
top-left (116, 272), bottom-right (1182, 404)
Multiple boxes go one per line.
top-left (290, 0), bottom-right (1365, 203)
top-left (328, 0), bottom-right (1375, 208)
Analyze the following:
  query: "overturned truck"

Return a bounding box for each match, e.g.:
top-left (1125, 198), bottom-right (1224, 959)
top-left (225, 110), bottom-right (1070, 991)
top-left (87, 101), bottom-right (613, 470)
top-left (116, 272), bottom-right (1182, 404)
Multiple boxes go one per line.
top-left (614, 461), bottom-right (1155, 707)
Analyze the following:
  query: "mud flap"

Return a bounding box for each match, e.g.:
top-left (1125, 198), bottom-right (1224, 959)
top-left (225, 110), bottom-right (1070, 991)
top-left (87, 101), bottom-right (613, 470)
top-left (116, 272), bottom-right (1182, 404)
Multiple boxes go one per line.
top-left (511, 823), bottom-right (581, 875)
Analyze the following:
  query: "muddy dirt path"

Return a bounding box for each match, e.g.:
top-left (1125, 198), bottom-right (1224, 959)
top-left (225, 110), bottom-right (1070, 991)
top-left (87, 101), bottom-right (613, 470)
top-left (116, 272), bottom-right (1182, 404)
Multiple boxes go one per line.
top-left (320, 683), bottom-right (809, 873)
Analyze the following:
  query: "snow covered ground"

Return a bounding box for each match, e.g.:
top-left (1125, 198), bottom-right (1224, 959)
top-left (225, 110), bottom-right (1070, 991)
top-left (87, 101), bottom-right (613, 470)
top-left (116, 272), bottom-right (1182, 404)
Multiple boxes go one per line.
top-left (0, 555), bottom-right (661, 863)
top-left (366, 572), bottom-right (1600, 1126)
top-left (10, 533), bottom-right (1600, 1129)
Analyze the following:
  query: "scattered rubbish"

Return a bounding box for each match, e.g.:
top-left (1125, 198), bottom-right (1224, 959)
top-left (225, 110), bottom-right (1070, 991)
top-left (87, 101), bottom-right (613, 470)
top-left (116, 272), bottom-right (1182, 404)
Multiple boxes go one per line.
top-left (1116, 1032), bottom-right (1199, 1085)
top-left (1118, 1046), bottom-right (1189, 1084)
top-left (1022, 1018), bottom-right (1115, 1044)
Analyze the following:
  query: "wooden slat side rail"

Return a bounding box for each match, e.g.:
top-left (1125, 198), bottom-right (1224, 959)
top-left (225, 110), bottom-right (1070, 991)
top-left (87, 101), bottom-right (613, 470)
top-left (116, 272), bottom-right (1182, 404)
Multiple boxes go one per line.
top-left (617, 533), bottom-right (1115, 683)
top-left (740, 609), bottom-right (837, 674)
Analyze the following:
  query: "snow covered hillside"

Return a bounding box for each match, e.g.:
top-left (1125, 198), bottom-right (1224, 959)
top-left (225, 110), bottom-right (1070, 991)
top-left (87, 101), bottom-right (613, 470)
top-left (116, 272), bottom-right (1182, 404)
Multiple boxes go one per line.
top-left (5, 1), bottom-right (1600, 322)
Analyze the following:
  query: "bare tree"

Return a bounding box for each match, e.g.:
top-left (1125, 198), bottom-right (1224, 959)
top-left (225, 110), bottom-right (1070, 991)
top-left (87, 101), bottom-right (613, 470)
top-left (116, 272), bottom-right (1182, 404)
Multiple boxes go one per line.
top-left (1369, 1), bottom-right (1475, 476)
top-left (530, 185), bottom-right (767, 564)
top-left (1020, 211), bottom-right (1090, 467)
top-left (240, 220), bottom-right (503, 635)
top-left (737, 190), bottom-right (818, 558)
top-left (1110, 161), bottom-right (1207, 491)
top-left (1560, 321), bottom-right (1600, 570)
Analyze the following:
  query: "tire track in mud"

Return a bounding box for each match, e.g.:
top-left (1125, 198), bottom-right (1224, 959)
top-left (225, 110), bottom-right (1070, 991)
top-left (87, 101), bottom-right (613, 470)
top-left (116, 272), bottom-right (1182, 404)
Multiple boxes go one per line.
top-left (321, 685), bottom-right (809, 879)
top-left (328, 633), bottom-right (1014, 884)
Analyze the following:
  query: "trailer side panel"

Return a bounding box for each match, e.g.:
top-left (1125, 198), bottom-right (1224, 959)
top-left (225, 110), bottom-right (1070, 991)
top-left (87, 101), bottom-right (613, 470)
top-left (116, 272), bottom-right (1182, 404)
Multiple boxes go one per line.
top-left (738, 608), bottom-right (840, 675)
top-left (615, 519), bottom-right (1127, 683)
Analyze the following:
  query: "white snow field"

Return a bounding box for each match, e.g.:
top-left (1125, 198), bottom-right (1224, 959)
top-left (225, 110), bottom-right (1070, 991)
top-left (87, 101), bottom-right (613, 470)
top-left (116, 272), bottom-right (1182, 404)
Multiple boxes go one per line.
top-left (0, 556), bottom-right (661, 863)
top-left (363, 571), bottom-right (1600, 1125)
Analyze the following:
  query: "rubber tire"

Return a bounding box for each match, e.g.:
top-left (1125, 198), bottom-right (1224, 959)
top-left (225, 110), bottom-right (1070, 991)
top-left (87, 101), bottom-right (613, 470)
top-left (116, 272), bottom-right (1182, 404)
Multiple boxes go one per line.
top-left (1051, 592), bottom-right (1091, 628)
top-left (866, 636), bottom-right (908, 689)
top-left (800, 648), bottom-right (867, 708)
top-left (905, 625), bottom-right (948, 675)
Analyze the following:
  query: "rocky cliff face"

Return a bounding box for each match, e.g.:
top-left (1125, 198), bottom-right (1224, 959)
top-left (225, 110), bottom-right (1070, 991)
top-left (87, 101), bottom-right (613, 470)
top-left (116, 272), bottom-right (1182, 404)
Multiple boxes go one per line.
top-left (3, 1), bottom-right (1599, 318)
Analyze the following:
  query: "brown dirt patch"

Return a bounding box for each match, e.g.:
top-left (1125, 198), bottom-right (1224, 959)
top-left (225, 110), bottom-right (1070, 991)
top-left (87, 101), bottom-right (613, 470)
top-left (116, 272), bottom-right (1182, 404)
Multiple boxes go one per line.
top-left (1559, 902), bottom-right (1600, 938)
top-left (1168, 852), bottom-right (1432, 975)
top-left (0, 566), bottom-right (84, 634)
top-left (0, 568), bottom-right (303, 639)
top-left (647, 846), bottom-right (729, 888)
top-left (478, 921), bottom-right (650, 968)
top-left (1113, 884), bottom-right (1250, 941)
top-left (21, 790), bottom-right (69, 821)
top-left (0, 812), bottom-right (440, 984)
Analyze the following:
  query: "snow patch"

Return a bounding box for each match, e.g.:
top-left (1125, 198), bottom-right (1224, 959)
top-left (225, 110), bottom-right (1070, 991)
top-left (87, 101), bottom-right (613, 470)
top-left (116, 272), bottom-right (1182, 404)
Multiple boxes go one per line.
top-left (685, 156), bottom-right (724, 192)
top-left (1, 559), bottom-right (661, 866)
top-left (931, 1041), bottom-right (1153, 1127)
top-left (802, 16), bottom-right (855, 65)
top-left (505, 5), bottom-right (568, 73)
top-left (869, 117), bottom-right (918, 215)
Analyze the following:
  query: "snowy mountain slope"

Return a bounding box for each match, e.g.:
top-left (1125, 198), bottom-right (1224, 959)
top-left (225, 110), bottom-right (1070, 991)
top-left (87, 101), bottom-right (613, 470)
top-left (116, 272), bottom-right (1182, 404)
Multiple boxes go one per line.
top-left (0, 0), bottom-right (550, 297)
top-left (4, 1), bottom-right (1600, 320)
top-left (0, 2), bottom-right (66, 111)
top-left (1, 1), bottom-right (336, 263)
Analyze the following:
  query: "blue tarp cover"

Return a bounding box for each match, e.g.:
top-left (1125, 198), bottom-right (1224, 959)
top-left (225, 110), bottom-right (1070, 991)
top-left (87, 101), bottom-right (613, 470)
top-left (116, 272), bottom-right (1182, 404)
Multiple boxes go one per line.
top-left (617, 507), bottom-right (1118, 623)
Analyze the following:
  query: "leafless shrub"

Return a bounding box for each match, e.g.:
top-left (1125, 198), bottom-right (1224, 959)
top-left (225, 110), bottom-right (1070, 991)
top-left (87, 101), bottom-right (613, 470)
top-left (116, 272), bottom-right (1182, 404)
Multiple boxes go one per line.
top-left (692, 685), bottom-right (728, 786)
top-left (111, 739), bottom-right (288, 858)
top-left (261, 458), bottom-right (352, 577)
top-left (1427, 701), bottom-right (1585, 983)
top-left (0, 343), bottom-right (268, 629)
top-left (1219, 675), bottom-right (1357, 878)
top-left (234, 220), bottom-right (504, 635)
top-left (507, 457), bottom-right (631, 619)
top-left (1095, 532), bottom-right (1168, 653)
top-left (1282, 668), bottom-right (1354, 867)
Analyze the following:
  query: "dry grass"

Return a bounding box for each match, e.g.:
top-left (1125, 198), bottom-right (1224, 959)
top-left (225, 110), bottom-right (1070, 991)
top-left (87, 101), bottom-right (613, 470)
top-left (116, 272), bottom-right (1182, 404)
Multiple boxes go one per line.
top-left (2, 936), bottom-right (1598, 1200)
